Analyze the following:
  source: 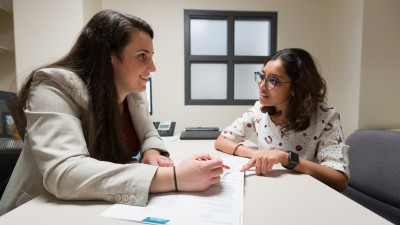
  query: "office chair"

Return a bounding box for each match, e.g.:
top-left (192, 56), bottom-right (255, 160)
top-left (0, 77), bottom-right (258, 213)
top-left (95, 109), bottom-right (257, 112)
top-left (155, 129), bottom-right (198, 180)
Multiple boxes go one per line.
top-left (342, 129), bottom-right (400, 224)
top-left (0, 90), bottom-right (23, 199)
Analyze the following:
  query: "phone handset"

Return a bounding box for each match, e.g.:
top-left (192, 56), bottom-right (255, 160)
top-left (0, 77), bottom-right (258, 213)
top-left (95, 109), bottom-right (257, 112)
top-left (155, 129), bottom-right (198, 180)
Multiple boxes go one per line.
top-left (158, 121), bottom-right (172, 131)
top-left (154, 121), bottom-right (176, 136)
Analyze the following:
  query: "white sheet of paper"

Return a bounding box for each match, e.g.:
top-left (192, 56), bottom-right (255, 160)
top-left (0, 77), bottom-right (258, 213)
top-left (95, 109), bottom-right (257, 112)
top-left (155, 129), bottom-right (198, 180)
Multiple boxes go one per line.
top-left (100, 157), bottom-right (245, 225)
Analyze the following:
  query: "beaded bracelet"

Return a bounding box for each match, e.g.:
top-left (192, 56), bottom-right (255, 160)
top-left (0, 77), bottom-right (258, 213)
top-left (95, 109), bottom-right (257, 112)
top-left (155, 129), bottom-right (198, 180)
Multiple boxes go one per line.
top-left (232, 143), bottom-right (243, 156)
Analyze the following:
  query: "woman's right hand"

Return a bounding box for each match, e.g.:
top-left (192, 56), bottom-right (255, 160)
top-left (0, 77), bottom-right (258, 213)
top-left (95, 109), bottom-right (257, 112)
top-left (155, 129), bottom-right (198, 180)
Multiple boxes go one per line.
top-left (175, 153), bottom-right (223, 192)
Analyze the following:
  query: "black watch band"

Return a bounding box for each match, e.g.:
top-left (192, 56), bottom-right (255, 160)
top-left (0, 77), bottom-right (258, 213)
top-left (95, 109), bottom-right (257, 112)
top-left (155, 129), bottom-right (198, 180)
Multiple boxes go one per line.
top-left (283, 151), bottom-right (299, 170)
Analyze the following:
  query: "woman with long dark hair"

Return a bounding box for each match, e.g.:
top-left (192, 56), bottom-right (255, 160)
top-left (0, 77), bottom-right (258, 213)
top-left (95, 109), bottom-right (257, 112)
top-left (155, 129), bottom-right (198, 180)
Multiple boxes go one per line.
top-left (0, 9), bottom-right (222, 215)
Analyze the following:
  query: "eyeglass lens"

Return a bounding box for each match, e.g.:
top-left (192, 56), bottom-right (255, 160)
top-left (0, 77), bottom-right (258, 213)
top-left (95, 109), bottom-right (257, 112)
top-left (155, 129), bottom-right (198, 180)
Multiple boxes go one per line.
top-left (254, 72), bottom-right (277, 89)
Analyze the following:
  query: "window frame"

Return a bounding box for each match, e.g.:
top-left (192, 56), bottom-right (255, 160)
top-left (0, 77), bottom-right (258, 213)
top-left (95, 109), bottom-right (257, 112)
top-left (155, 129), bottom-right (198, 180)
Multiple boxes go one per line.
top-left (184, 10), bottom-right (278, 105)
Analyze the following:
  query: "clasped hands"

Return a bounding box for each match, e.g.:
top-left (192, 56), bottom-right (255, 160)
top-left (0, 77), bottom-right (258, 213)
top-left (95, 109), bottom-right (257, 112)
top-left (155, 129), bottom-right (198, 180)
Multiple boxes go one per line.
top-left (141, 149), bottom-right (174, 167)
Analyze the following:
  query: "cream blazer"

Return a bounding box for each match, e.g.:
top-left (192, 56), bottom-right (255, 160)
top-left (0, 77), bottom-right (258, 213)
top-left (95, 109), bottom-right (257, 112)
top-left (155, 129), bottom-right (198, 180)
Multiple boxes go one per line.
top-left (0, 68), bottom-right (169, 216)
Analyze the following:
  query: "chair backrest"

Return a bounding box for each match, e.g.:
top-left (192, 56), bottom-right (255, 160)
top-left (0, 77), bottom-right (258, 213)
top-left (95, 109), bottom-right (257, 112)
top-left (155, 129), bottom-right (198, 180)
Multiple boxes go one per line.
top-left (346, 129), bottom-right (400, 207)
top-left (0, 149), bottom-right (21, 199)
top-left (344, 129), bottom-right (400, 223)
top-left (0, 90), bottom-right (23, 199)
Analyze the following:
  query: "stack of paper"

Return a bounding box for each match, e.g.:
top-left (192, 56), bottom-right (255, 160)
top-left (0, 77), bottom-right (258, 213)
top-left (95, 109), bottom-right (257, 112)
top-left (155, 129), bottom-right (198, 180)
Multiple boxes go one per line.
top-left (101, 157), bottom-right (245, 225)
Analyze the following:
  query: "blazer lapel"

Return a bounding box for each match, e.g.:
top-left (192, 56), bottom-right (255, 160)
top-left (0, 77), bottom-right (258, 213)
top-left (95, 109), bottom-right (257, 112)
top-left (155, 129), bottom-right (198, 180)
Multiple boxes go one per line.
top-left (126, 93), bottom-right (149, 144)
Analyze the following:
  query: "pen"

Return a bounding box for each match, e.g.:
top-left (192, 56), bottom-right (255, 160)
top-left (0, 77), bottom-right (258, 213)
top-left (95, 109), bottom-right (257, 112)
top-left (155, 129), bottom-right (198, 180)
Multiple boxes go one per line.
top-left (196, 157), bottom-right (230, 169)
top-left (222, 164), bottom-right (230, 169)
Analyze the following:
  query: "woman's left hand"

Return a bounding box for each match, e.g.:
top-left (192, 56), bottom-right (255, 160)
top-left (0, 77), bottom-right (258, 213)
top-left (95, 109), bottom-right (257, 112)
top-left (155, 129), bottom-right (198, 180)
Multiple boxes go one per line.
top-left (241, 147), bottom-right (287, 175)
top-left (141, 149), bottom-right (174, 167)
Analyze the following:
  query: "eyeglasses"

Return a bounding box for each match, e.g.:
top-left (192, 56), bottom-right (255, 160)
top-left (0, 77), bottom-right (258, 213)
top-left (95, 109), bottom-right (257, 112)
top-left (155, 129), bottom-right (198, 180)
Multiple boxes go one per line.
top-left (254, 71), bottom-right (292, 89)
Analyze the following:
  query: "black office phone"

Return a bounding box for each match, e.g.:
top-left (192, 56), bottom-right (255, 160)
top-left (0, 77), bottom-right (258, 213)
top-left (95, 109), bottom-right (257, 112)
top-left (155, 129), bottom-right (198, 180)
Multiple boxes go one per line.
top-left (153, 121), bottom-right (176, 137)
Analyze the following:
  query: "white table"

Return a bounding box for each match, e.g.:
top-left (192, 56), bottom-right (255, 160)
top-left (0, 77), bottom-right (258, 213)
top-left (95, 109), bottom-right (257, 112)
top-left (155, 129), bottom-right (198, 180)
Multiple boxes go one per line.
top-left (0, 137), bottom-right (391, 225)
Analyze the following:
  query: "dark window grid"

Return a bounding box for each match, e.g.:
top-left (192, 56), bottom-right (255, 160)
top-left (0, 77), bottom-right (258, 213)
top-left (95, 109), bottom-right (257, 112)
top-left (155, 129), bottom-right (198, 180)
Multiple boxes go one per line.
top-left (184, 10), bottom-right (277, 105)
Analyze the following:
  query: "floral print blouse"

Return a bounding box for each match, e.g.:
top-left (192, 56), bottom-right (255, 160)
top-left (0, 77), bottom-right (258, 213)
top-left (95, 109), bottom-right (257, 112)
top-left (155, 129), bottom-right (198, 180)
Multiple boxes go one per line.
top-left (221, 101), bottom-right (350, 177)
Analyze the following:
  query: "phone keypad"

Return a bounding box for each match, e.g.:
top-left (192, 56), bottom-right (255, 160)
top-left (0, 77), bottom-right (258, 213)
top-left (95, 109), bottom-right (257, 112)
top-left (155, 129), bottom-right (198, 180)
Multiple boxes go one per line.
top-left (154, 122), bottom-right (175, 137)
top-left (158, 130), bottom-right (172, 136)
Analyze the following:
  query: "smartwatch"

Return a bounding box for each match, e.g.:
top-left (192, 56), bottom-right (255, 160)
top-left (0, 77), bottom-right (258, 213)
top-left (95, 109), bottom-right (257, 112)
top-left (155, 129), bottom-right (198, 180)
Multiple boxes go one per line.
top-left (283, 151), bottom-right (299, 170)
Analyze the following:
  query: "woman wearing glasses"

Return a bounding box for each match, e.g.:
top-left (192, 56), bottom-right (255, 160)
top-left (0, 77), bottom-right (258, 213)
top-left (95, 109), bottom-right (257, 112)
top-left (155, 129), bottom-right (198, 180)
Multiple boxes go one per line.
top-left (215, 48), bottom-right (349, 192)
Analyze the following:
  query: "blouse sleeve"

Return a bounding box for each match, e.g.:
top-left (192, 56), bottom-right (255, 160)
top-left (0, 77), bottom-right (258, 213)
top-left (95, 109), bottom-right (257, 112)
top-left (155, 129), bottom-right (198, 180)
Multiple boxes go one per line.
top-left (315, 109), bottom-right (350, 178)
top-left (220, 105), bottom-right (259, 143)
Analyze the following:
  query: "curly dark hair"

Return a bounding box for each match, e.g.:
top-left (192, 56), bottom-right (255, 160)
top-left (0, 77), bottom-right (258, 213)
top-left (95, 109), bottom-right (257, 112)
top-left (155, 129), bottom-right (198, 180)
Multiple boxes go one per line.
top-left (262, 48), bottom-right (327, 131)
top-left (14, 9), bottom-right (154, 163)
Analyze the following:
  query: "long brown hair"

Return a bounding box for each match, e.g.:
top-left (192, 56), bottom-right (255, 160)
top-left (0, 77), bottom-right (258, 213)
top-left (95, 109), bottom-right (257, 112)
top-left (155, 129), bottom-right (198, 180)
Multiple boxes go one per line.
top-left (262, 48), bottom-right (327, 131)
top-left (14, 9), bottom-right (154, 163)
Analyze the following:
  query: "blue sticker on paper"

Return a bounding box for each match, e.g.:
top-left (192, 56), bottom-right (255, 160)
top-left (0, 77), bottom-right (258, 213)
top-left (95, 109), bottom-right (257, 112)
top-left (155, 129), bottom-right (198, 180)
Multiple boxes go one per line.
top-left (142, 217), bottom-right (170, 224)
